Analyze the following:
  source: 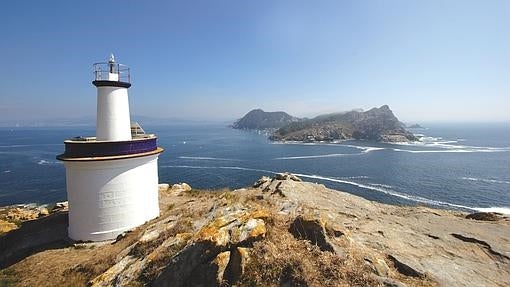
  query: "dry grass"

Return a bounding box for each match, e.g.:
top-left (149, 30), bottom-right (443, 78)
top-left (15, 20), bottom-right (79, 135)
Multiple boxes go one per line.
top-left (0, 187), bottom-right (441, 287)
top-left (238, 214), bottom-right (380, 287)
top-left (139, 238), bottom-right (188, 283)
top-left (166, 203), bottom-right (176, 211)
top-left (63, 250), bottom-right (119, 285)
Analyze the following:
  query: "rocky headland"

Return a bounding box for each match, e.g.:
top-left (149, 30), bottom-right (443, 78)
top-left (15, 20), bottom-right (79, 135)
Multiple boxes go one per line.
top-left (1, 175), bottom-right (509, 286)
top-left (233, 106), bottom-right (417, 143)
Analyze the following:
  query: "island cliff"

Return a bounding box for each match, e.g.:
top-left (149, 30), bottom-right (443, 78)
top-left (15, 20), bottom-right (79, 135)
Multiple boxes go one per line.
top-left (1, 175), bottom-right (509, 286)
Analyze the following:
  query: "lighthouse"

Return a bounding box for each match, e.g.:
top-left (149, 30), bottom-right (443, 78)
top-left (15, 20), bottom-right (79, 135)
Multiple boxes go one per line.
top-left (57, 55), bottom-right (164, 241)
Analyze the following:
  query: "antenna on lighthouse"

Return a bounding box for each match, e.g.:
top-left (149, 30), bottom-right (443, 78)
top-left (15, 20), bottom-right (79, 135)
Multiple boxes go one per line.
top-left (109, 54), bottom-right (116, 74)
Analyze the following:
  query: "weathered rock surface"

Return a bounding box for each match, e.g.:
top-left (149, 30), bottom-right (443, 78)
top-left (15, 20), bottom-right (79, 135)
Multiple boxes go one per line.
top-left (6, 207), bottom-right (40, 221)
top-left (252, 176), bottom-right (271, 189)
top-left (0, 219), bottom-right (17, 234)
top-left (274, 172), bottom-right (302, 182)
top-left (465, 211), bottom-right (505, 221)
top-left (289, 214), bottom-right (336, 253)
top-left (1, 175), bottom-right (509, 287)
top-left (251, 174), bottom-right (510, 287)
top-left (51, 201), bottom-right (68, 212)
top-left (154, 208), bottom-right (268, 286)
top-left (158, 183), bottom-right (170, 193)
top-left (170, 182), bottom-right (192, 195)
top-left (0, 203), bottom-right (66, 235)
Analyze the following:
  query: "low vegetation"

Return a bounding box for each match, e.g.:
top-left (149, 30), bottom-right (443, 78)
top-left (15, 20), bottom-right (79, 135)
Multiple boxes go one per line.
top-left (1, 175), bottom-right (508, 286)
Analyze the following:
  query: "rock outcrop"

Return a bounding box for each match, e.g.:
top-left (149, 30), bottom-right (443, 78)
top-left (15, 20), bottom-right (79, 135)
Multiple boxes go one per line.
top-left (0, 203), bottom-right (67, 235)
top-left (1, 176), bottom-right (509, 287)
top-left (465, 212), bottom-right (505, 221)
top-left (153, 209), bottom-right (269, 286)
top-left (0, 219), bottom-right (17, 234)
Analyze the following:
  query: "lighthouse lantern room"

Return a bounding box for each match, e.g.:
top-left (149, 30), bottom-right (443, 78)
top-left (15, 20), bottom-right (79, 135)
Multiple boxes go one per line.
top-left (57, 55), bottom-right (164, 242)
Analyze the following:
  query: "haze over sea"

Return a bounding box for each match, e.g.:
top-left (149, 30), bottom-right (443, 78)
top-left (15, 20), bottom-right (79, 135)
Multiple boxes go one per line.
top-left (0, 123), bottom-right (509, 214)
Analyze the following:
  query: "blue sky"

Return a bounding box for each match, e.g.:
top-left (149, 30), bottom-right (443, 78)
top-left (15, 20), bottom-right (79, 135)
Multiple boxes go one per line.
top-left (0, 0), bottom-right (509, 123)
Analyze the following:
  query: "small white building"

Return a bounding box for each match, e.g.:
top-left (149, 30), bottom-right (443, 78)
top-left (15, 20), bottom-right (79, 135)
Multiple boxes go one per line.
top-left (57, 55), bottom-right (164, 241)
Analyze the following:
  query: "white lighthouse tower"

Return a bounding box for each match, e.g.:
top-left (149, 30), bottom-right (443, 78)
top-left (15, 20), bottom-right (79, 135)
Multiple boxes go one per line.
top-left (57, 55), bottom-right (164, 241)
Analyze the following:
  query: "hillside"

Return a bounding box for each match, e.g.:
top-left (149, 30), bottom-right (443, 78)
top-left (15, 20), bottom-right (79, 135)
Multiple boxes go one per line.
top-left (271, 105), bottom-right (417, 142)
top-left (232, 109), bottom-right (301, 130)
top-left (1, 174), bottom-right (509, 286)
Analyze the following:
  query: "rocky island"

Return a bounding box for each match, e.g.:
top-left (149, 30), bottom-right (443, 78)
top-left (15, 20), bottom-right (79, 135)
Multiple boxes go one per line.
top-left (407, 124), bottom-right (424, 129)
top-left (1, 174), bottom-right (509, 286)
top-left (234, 105), bottom-right (417, 143)
top-left (231, 109), bottom-right (300, 130)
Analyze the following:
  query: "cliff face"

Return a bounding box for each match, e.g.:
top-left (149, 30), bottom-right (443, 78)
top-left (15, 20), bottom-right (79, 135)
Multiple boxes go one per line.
top-left (232, 109), bottom-right (300, 130)
top-left (271, 105), bottom-right (417, 142)
top-left (1, 176), bottom-right (509, 287)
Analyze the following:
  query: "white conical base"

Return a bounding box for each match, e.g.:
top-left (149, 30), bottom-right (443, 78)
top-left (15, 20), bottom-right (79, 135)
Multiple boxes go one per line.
top-left (64, 155), bottom-right (160, 241)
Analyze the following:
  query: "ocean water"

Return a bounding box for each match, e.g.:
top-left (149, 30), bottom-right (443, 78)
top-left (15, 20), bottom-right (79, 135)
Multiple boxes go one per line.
top-left (0, 123), bottom-right (509, 215)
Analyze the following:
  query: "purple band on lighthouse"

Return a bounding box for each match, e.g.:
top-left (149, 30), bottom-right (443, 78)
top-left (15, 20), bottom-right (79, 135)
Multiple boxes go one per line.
top-left (92, 80), bottom-right (132, 88)
top-left (59, 137), bottom-right (157, 158)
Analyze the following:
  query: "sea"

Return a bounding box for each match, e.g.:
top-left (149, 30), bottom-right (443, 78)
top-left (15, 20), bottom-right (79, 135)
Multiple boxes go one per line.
top-left (0, 123), bottom-right (509, 215)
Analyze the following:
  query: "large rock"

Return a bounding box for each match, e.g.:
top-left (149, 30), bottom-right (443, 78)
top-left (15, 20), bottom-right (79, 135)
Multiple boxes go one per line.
top-left (6, 207), bottom-right (39, 221)
top-left (274, 172), bottom-right (302, 182)
top-left (226, 247), bottom-right (251, 283)
top-left (38, 207), bottom-right (49, 217)
top-left (90, 256), bottom-right (138, 287)
top-left (185, 251), bottom-right (231, 287)
top-left (158, 183), bottom-right (170, 193)
top-left (289, 215), bottom-right (338, 253)
top-left (213, 251), bottom-right (231, 284)
top-left (90, 232), bottom-right (191, 287)
top-left (51, 201), bottom-right (68, 212)
top-left (365, 255), bottom-right (390, 277)
top-left (253, 176), bottom-right (271, 189)
top-left (465, 212), bottom-right (504, 221)
top-left (153, 209), bottom-right (268, 287)
top-left (387, 254), bottom-right (426, 278)
top-left (170, 183), bottom-right (192, 195)
top-left (238, 218), bottom-right (266, 243)
top-left (0, 219), bottom-right (18, 234)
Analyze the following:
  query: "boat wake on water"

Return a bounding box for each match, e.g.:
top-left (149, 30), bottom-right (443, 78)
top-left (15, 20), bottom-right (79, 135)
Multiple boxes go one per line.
top-left (461, 177), bottom-right (510, 185)
top-left (271, 137), bottom-right (510, 159)
top-left (275, 153), bottom-right (357, 160)
top-left (162, 165), bottom-right (510, 215)
top-left (274, 146), bottom-right (385, 160)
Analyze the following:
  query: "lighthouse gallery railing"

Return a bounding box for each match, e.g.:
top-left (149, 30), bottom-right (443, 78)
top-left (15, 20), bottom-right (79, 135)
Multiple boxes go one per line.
top-left (93, 62), bottom-right (131, 83)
